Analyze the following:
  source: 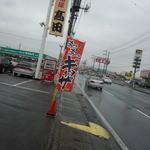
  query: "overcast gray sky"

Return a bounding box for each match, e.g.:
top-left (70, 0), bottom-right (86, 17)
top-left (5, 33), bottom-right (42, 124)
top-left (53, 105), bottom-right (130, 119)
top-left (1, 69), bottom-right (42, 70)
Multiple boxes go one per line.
top-left (0, 0), bottom-right (150, 76)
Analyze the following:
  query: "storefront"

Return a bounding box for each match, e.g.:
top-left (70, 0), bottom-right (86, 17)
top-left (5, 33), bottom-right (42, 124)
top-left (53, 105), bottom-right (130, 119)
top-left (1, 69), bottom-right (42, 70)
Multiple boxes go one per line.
top-left (0, 47), bottom-right (56, 63)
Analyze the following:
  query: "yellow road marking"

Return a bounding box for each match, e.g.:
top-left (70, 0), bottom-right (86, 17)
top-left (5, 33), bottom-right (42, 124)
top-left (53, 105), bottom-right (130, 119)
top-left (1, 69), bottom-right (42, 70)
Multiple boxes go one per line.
top-left (61, 121), bottom-right (110, 139)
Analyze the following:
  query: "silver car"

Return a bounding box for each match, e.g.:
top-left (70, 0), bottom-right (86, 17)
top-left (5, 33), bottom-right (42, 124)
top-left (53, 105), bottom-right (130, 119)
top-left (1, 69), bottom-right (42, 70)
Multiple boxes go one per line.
top-left (86, 76), bottom-right (104, 90)
top-left (13, 61), bottom-right (36, 77)
top-left (102, 77), bottom-right (112, 84)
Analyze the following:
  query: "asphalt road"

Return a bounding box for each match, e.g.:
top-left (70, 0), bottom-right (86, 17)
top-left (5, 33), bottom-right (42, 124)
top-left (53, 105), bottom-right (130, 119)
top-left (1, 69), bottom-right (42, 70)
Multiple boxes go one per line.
top-left (0, 74), bottom-right (55, 150)
top-left (77, 74), bottom-right (150, 150)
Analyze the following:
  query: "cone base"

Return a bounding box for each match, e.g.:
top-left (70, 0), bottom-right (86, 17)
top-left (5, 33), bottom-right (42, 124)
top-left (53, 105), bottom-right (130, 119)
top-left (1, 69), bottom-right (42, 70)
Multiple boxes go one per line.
top-left (46, 112), bottom-right (57, 117)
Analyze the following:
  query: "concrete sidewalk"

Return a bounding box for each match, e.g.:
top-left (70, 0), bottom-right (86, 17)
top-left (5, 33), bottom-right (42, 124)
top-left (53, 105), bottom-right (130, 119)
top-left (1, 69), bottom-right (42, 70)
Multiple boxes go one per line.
top-left (46, 84), bottom-right (122, 150)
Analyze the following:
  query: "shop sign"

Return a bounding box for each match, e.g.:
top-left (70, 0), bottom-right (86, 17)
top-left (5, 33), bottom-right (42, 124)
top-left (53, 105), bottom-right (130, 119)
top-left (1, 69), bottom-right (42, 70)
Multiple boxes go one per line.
top-left (0, 47), bottom-right (48, 58)
top-left (49, 0), bottom-right (69, 36)
top-left (96, 57), bottom-right (110, 64)
top-left (135, 49), bottom-right (143, 58)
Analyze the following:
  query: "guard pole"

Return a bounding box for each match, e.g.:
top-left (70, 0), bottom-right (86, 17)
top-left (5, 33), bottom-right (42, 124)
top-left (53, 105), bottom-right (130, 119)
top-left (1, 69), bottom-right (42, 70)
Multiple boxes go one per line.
top-left (35, 0), bottom-right (54, 79)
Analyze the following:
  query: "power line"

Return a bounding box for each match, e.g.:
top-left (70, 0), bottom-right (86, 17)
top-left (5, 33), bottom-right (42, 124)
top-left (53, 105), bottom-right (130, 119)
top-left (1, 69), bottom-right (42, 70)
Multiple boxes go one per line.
top-left (0, 31), bottom-right (62, 44)
top-left (110, 29), bottom-right (150, 51)
top-left (111, 34), bottom-right (150, 54)
top-left (95, 29), bottom-right (150, 56)
top-left (127, 0), bottom-right (150, 14)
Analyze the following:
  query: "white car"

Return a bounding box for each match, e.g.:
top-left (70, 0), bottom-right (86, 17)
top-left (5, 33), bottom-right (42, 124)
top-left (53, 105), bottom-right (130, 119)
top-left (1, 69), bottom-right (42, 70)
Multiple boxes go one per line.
top-left (102, 77), bottom-right (112, 84)
top-left (13, 61), bottom-right (36, 77)
top-left (86, 76), bottom-right (104, 90)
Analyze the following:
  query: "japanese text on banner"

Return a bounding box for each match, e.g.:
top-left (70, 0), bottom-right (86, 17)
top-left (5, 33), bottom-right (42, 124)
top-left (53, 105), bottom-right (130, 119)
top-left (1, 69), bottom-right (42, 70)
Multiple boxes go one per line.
top-left (57, 38), bottom-right (85, 92)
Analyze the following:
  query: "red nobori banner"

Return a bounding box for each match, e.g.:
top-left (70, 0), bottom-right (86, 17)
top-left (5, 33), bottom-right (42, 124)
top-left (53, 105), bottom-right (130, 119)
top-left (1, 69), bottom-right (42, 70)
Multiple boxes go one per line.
top-left (96, 57), bottom-right (110, 64)
top-left (57, 38), bottom-right (85, 92)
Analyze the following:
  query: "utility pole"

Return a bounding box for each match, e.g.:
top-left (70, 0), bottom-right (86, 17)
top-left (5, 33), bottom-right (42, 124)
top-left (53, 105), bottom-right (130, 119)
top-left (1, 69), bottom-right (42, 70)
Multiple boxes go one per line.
top-left (19, 43), bottom-right (21, 50)
top-left (67, 0), bottom-right (90, 37)
top-left (67, 0), bottom-right (82, 37)
top-left (35, 0), bottom-right (54, 79)
top-left (97, 61), bottom-right (101, 72)
top-left (91, 56), bottom-right (96, 75)
top-left (102, 50), bottom-right (107, 75)
top-left (105, 51), bottom-right (110, 75)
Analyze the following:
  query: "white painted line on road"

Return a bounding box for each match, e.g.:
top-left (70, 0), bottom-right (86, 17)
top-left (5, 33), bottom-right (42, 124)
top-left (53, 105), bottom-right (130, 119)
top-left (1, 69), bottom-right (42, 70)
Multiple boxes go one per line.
top-left (103, 90), bottom-right (114, 97)
top-left (136, 109), bottom-right (150, 119)
top-left (15, 86), bottom-right (50, 94)
top-left (13, 79), bottom-right (33, 86)
top-left (76, 82), bottom-right (129, 150)
top-left (0, 81), bottom-right (12, 86)
top-left (0, 81), bottom-right (49, 94)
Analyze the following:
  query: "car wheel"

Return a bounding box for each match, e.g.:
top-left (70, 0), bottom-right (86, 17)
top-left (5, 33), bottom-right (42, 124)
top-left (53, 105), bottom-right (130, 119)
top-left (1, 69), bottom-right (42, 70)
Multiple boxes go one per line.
top-left (86, 82), bottom-right (89, 87)
top-left (2, 67), bottom-right (5, 73)
top-left (13, 72), bottom-right (18, 76)
top-left (99, 88), bottom-right (102, 91)
top-left (0, 68), bottom-right (3, 73)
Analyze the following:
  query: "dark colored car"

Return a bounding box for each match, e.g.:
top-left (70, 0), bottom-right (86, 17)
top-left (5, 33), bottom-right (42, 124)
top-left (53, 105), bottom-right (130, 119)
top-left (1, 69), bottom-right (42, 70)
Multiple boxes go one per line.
top-left (0, 57), bottom-right (13, 73)
top-left (13, 61), bottom-right (36, 77)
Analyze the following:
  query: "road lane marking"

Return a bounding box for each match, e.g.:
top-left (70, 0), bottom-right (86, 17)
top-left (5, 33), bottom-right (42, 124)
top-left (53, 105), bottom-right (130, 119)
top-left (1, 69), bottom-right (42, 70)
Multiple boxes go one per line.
top-left (136, 109), bottom-right (150, 119)
top-left (13, 79), bottom-right (33, 86)
top-left (103, 90), bottom-right (114, 97)
top-left (0, 81), bottom-right (49, 94)
top-left (76, 82), bottom-right (129, 150)
top-left (0, 81), bottom-right (12, 86)
top-left (14, 86), bottom-right (50, 94)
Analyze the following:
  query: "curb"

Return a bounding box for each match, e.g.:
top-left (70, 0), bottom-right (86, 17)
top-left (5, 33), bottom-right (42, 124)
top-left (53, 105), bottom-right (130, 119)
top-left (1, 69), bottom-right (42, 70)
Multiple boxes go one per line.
top-left (133, 88), bottom-right (150, 95)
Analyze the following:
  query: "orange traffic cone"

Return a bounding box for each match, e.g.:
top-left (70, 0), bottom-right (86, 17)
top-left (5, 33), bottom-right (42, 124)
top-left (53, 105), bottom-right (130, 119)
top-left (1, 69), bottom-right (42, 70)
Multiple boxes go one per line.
top-left (47, 99), bottom-right (57, 117)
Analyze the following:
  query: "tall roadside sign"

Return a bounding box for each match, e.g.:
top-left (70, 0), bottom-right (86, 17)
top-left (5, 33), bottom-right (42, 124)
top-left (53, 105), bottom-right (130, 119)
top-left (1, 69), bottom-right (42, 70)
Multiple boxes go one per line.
top-left (132, 49), bottom-right (143, 85)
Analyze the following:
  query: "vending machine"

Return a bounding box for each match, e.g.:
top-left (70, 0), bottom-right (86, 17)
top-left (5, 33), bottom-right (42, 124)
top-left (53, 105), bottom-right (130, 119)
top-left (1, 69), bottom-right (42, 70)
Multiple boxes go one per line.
top-left (41, 59), bottom-right (57, 82)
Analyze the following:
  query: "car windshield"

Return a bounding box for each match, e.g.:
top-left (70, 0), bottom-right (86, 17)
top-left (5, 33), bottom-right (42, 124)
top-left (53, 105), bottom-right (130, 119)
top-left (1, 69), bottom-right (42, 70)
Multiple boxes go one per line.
top-left (90, 76), bottom-right (102, 81)
top-left (17, 62), bottom-right (36, 68)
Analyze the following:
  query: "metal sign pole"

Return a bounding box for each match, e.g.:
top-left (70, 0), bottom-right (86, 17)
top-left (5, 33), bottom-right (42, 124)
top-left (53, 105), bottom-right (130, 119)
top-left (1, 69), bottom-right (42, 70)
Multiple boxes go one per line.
top-left (35, 0), bottom-right (54, 79)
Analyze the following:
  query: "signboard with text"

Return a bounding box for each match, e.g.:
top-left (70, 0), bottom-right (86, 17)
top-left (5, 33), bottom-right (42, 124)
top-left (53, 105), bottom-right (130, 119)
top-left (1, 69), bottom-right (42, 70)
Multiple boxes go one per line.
top-left (96, 57), bottom-right (110, 64)
top-left (49, 0), bottom-right (69, 36)
top-left (57, 38), bottom-right (85, 92)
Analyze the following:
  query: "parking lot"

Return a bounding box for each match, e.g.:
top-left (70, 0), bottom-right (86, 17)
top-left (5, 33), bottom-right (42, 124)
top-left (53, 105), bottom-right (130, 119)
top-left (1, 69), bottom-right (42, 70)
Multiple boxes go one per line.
top-left (0, 73), bottom-right (56, 150)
